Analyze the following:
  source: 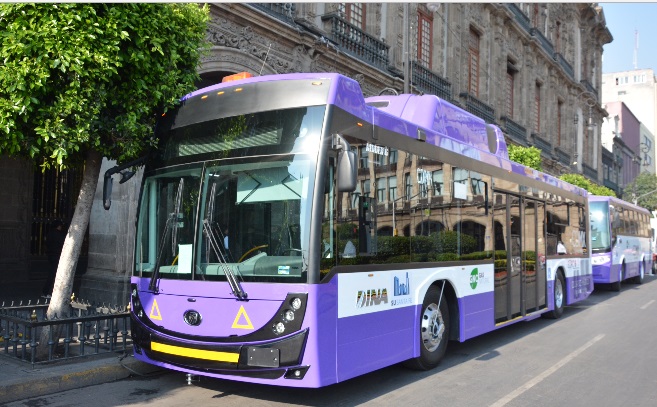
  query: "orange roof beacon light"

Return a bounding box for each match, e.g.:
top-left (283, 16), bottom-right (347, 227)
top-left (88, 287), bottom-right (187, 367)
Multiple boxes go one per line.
top-left (221, 72), bottom-right (253, 83)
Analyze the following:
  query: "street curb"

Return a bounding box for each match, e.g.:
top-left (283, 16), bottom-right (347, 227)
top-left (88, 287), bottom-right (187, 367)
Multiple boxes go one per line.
top-left (0, 355), bottom-right (163, 404)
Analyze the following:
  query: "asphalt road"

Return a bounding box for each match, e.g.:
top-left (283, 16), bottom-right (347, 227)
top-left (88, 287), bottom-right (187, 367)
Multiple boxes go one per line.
top-left (7, 276), bottom-right (657, 407)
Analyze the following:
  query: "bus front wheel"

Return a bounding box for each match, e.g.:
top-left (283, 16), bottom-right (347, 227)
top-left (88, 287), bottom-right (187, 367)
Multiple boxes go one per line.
top-left (611, 264), bottom-right (624, 292)
top-left (404, 285), bottom-right (449, 370)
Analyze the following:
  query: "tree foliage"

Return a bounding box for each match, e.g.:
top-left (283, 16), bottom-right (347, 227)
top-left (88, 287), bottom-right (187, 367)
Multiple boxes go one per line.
top-left (622, 172), bottom-right (657, 210)
top-left (0, 3), bottom-right (209, 168)
top-left (0, 3), bottom-right (209, 354)
top-left (507, 145), bottom-right (542, 171)
top-left (559, 173), bottom-right (616, 197)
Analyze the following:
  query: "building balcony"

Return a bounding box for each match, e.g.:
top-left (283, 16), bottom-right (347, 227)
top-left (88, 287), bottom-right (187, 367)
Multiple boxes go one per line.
top-left (531, 133), bottom-right (552, 158)
top-left (411, 61), bottom-right (452, 101)
top-left (321, 13), bottom-right (389, 69)
top-left (250, 3), bottom-right (297, 22)
top-left (459, 92), bottom-right (496, 124)
top-left (580, 79), bottom-right (598, 100)
top-left (554, 53), bottom-right (574, 80)
top-left (499, 116), bottom-right (527, 145)
top-left (583, 163), bottom-right (598, 181)
top-left (506, 4), bottom-right (531, 32)
top-left (530, 28), bottom-right (555, 57)
top-left (554, 147), bottom-right (571, 166)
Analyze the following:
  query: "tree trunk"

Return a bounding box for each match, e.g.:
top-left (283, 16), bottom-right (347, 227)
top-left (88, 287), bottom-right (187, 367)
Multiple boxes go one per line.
top-left (37, 148), bottom-right (103, 359)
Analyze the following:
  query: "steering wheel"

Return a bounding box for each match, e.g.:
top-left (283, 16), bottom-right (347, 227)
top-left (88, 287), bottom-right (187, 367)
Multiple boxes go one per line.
top-left (239, 245), bottom-right (269, 262)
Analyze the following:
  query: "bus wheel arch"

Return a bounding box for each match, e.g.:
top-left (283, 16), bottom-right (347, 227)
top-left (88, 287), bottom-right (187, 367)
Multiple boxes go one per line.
top-left (611, 262), bottom-right (624, 291)
top-left (633, 259), bottom-right (645, 284)
top-left (404, 281), bottom-right (455, 370)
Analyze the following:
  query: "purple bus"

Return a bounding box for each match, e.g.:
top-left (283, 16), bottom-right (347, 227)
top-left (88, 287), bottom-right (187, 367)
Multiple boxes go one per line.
top-left (589, 195), bottom-right (652, 290)
top-left (125, 72), bottom-right (592, 387)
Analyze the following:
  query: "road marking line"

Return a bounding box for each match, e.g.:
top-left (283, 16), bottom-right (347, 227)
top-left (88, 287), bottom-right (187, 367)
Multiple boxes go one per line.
top-left (489, 334), bottom-right (605, 407)
top-left (640, 300), bottom-right (655, 310)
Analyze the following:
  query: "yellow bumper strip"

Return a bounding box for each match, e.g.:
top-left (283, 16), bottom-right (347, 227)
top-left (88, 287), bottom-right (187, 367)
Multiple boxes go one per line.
top-left (151, 341), bottom-right (239, 363)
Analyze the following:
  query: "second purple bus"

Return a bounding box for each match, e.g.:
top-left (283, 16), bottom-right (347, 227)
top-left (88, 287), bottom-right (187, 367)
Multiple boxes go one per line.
top-left (589, 195), bottom-right (652, 290)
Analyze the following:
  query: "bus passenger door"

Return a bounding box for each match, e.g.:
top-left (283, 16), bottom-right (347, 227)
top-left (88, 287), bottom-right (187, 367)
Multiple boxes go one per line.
top-left (493, 193), bottom-right (522, 322)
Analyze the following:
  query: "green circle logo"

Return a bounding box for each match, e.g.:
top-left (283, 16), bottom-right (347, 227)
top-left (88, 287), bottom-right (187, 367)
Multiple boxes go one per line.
top-left (470, 268), bottom-right (479, 289)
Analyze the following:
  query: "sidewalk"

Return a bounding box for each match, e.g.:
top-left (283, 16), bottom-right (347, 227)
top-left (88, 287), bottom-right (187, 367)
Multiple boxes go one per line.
top-left (0, 281), bottom-right (163, 404)
top-left (0, 352), bottom-right (163, 404)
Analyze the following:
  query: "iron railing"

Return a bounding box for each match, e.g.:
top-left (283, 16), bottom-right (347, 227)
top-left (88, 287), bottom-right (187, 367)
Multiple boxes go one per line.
top-left (500, 116), bottom-right (527, 145)
top-left (506, 4), bottom-right (531, 32)
top-left (249, 3), bottom-right (297, 22)
top-left (555, 147), bottom-right (571, 166)
top-left (0, 299), bottom-right (130, 366)
top-left (554, 53), bottom-right (574, 80)
top-left (411, 61), bottom-right (452, 101)
top-left (459, 92), bottom-right (496, 124)
top-left (321, 13), bottom-right (389, 69)
top-left (532, 133), bottom-right (553, 157)
top-left (583, 163), bottom-right (598, 181)
top-left (530, 28), bottom-right (554, 57)
top-left (580, 79), bottom-right (598, 99)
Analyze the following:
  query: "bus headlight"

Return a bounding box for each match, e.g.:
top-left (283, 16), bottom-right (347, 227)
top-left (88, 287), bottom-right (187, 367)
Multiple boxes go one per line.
top-left (284, 309), bottom-right (295, 322)
top-left (592, 255), bottom-right (611, 265)
top-left (273, 322), bottom-right (286, 335)
top-left (290, 297), bottom-right (302, 311)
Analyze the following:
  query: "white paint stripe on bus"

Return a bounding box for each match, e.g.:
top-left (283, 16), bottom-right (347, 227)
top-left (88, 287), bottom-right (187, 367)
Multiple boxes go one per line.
top-left (489, 334), bottom-right (605, 407)
top-left (640, 300), bottom-right (655, 310)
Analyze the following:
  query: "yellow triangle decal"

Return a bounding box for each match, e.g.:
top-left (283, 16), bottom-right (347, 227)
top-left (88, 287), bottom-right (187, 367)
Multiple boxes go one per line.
top-left (149, 299), bottom-right (163, 321)
top-left (231, 305), bottom-right (254, 329)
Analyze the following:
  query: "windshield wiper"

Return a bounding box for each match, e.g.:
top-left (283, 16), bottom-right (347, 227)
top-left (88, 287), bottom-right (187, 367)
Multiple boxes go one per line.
top-left (149, 178), bottom-right (184, 292)
top-left (203, 218), bottom-right (248, 301)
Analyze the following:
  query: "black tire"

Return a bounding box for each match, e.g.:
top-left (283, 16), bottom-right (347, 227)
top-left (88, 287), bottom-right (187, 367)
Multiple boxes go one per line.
top-left (611, 264), bottom-right (623, 292)
top-left (403, 285), bottom-right (450, 370)
top-left (545, 271), bottom-right (565, 319)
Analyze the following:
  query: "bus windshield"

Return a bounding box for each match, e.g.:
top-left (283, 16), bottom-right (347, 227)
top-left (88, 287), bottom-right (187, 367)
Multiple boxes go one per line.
top-left (590, 201), bottom-right (611, 252)
top-left (134, 105), bottom-right (325, 285)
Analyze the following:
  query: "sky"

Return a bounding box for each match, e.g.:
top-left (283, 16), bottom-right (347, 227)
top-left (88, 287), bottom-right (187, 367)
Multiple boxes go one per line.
top-left (601, 2), bottom-right (657, 74)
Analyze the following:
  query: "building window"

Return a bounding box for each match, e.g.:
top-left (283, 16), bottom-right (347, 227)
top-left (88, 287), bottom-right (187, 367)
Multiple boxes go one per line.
top-left (506, 63), bottom-right (515, 117)
top-left (388, 176), bottom-right (398, 202)
top-left (432, 170), bottom-right (443, 196)
top-left (534, 83), bottom-right (541, 134)
top-left (532, 4), bottom-right (540, 27)
top-left (405, 172), bottom-right (412, 199)
top-left (418, 11), bottom-right (433, 68)
top-left (339, 3), bottom-right (365, 29)
top-left (359, 146), bottom-right (369, 169)
top-left (362, 179), bottom-right (371, 197)
top-left (468, 28), bottom-right (480, 97)
top-left (389, 149), bottom-right (398, 164)
top-left (376, 177), bottom-right (386, 202)
top-left (554, 21), bottom-right (561, 53)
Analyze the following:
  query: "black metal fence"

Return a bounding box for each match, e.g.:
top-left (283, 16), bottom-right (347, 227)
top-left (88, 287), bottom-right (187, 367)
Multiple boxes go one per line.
top-left (0, 299), bottom-right (131, 366)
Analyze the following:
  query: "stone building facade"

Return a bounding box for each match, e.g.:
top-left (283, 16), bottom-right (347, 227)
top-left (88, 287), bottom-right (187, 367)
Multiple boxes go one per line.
top-left (0, 3), bottom-right (613, 306)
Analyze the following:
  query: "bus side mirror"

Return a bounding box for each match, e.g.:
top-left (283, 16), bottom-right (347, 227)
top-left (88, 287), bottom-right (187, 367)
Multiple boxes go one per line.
top-left (103, 172), bottom-right (113, 210)
top-left (334, 134), bottom-right (357, 192)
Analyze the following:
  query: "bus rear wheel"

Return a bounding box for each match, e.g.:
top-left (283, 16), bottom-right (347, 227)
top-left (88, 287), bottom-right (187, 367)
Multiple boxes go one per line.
top-left (404, 285), bottom-right (449, 370)
top-left (544, 271), bottom-right (564, 319)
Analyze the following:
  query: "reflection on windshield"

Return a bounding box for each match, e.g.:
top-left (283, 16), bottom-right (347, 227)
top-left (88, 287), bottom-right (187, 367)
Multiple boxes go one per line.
top-left (590, 202), bottom-right (611, 251)
top-left (197, 156), bottom-right (312, 283)
top-left (133, 156), bottom-right (313, 284)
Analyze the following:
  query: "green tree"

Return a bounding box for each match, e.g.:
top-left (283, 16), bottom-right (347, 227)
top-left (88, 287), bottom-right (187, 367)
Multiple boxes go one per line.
top-left (623, 172), bottom-right (657, 210)
top-left (507, 145), bottom-right (542, 171)
top-left (559, 174), bottom-right (616, 197)
top-left (0, 4), bottom-right (209, 335)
